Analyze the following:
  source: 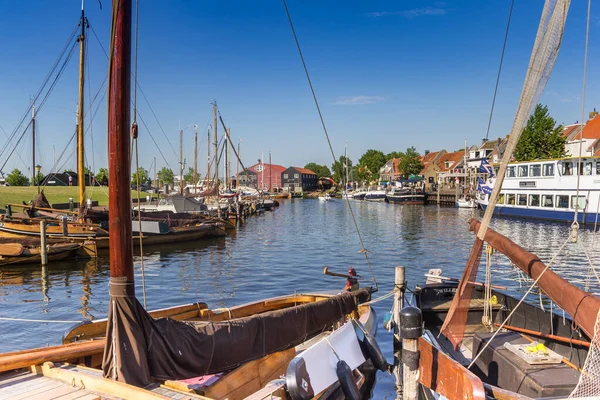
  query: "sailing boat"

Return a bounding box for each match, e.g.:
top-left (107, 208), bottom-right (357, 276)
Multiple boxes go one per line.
top-left (0, 2), bottom-right (384, 399)
top-left (399, 1), bottom-right (599, 399)
top-left (456, 142), bottom-right (477, 208)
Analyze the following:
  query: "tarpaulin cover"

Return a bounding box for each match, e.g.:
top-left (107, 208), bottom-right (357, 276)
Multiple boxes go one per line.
top-left (103, 285), bottom-right (369, 387)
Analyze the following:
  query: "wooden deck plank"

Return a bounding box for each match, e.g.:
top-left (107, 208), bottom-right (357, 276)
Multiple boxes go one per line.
top-left (0, 372), bottom-right (39, 390)
top-left (52, 391), bottom-right (101, 400)
top-left (26, 383), bottom-right (80, 400)
top-left (7, 380), bottom-right (64, 399)
top-left (2, 376), bottom-right (58, 398)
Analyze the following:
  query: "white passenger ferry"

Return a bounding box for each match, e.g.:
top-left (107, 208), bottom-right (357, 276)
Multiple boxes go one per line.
top-left (477, 157), bottom-right (600, 224)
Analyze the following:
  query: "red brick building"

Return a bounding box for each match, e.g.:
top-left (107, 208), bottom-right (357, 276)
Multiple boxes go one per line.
top-left (245, 163), bottom-right (287, 191)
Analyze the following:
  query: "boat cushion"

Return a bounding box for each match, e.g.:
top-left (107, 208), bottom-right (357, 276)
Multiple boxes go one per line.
top-left (471, 331), bottom-right (580, 398)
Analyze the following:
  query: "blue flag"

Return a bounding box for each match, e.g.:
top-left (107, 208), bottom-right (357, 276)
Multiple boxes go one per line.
top-left (480, 158), bottom-right (495, 177)
top-left (477, 177), bottom-right (493, 195)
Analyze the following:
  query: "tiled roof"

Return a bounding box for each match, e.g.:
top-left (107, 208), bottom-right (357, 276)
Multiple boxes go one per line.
top-left (436, 151), bottom-right (464, 172)
top-left (293, 167), bottom-right (316, 175)
top-left (581, 115), bottom-right (600, 140)
top-left (248, 163), bottom-right (287, 174)
top-left (562, 124), bottom-right (581, 139)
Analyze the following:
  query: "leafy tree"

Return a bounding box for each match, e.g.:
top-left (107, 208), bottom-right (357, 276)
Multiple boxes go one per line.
top-left (357, 149), bottom-right (386, 181)
top-left (398, 147), bottom-right (424, 178)
top-left (6, 168), bottom-right (29, 186)
top-left (331, 156), bottom-right (353, 184)
top-left (131, 167), bottom-right (151, 186)
top-left (157, 167), bottom-right (174, 186)
top-left (33, 172), bottom-right (45, 186)
top-left (514, 104), bottom-right (566, 161)
top-left (95, 168), bottom-right (109, 185)
top-left (63, 169), bottom-right (74, 173)
top-left (304, 162), bottom-right (331, 178)
top-left (183, 167), bottom-right (197, 184)
top-left (386, 151), bottom-right (404, 161)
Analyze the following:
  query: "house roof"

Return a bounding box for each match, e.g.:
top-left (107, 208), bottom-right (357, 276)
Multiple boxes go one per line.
top-left (479, 140), bottom-right (498, 150)
top-left (436, 151), bottom-right (464, 172)
top-left (292, 167), bottom-right (316, 175)
top-left (247, 163), bottom-right (287, 174)
top-left (563, 124), bottom-right (582, 140)
top-left (581, 115), bottom-right (600, 140)
top-left (420, 150), bottom-right (445, 173)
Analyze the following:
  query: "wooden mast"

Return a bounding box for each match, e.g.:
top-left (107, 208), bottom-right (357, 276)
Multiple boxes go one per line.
top-left (236, 140), bottom-right (240, 189)
top-left (206, 128), bottom-right (211, 187)
top-left (31, 102), bottom-right (36, 188)
top-left (227, 128), bottom-right (231, 190)
top-left (213, 102), bottom-right (218, 189)
top-left (108, 0), bottom-right (133, 282)
top-left (179, 129), bottom-right (183, 195)
top-left (193, 124), bottom-right (198, 192)
top-left (77, 5), bottom-right (87, 212)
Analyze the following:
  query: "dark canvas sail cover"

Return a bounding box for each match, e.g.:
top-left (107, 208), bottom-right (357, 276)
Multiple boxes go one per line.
top-left (103, 282), bottom-right (369, 387)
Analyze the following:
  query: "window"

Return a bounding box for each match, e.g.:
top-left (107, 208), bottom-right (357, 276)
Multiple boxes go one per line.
top-left (518, 194), bottom-right (527, 206)
top-left (529, 194), bottom-right (540, 207)
top-left (542, 164), bottom-right (554, 176)
top-left (542, 195), bottom-right (553, 208)
top-left (571, 195), bottom-right (586, 210)
top-left (255, 164), bottom-right (263, 172)
top-left (562, 162), bottom-right (572, 176)
top-left (529, 164), bottom-right (541, 177)
top-left (283, 173), bottom-right (288, 179)
top-left (498, 193), bottom-right (505, 204)
top-left (506, 194), bottom-right (515, 205)
top-left (506, 166), bottom-right (516, 178)
top-left (556, 195), bottom-right (569, 208)
top-left (596, 161), bottom-right (600, 175)
top-left (518, 165), bottom-right (528, 177)
top-left (584, 162), bottom-right (593, 175)
top-left (445, 161), bottom-right (450, 169)
top-left (294, 173), bottom-right (299, 178)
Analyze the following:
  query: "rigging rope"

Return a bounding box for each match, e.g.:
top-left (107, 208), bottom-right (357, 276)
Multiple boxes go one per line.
top-left (282, 0), bottom-right (377, 289)
top-left (484, 0), bottom-right (515, 141)
top-left (572, 0), bottom-right (592, 229)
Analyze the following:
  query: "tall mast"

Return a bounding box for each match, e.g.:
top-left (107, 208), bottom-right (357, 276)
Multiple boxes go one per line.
top-left (153, 156), bottom-right (156, 190)
top-left (179, 129), bottom-right (183, 195)
top-left (207, 128), bottom-right (211, 186)
top-left (193, 124), bottom-right (198, 192)
top-left (108, 0), bottom-right (133, 281)
top-left (31, 102), bottom-right (36, 187)
top-left (227, 128), bottom-right (231, 190)
top-left (213, 102), bottom-right (218, 188)
top-left (261, 151), bottom-right (264, 191)
top-left (344, 143), bottom-right (348, 189)
top-left (77, 5), bottom-right (87, 211)
top-left (236, 140), bottom-right (240, 189)
top-left (269, 151), bottom-right (272, 192)
top-left (224, 134), bottom-right (228, 190)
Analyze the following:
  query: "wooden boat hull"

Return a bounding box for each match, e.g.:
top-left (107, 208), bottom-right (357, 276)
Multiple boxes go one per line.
top-left (0, 291), bottom-right (376, 400)
top-left (0, 241), bottom-right (97, 266)
top-left (0, 219), bottom-right (99, 238)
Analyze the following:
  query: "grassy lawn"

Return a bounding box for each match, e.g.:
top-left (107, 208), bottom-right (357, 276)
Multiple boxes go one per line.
top-left (0, 186), bottom-right (155, 209)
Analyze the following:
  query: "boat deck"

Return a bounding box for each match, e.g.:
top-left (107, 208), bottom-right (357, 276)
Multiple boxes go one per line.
top-left (0, 364), bottom-right (212, 400)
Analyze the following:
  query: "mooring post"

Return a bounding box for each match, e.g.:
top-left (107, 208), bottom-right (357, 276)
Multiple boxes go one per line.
top-left (40, 220), bottom-right (48, 265)
top-left (61, 216), bottom-right (69, 237)
top-left (69, 197), bottom-right (74, 212)
top-left (400, 306), bottom-right (422, 400)
top-left (5, 204), bottom-right (11, 217)
top-left (394, 266), bottom-right (406, 399)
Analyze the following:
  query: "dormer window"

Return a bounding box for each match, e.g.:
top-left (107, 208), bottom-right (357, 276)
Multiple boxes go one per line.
top-left (445, 161), bottom-right (450, 169)
top-left (255, 165), bottom-right (263, 172)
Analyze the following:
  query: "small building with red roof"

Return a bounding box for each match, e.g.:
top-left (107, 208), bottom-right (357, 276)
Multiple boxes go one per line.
top-left (241, 163), bottom-right (287, 191)
top-left (281, 166), bottom-right (318, 192)
top-left (565, 109), bottom-right (600, 157)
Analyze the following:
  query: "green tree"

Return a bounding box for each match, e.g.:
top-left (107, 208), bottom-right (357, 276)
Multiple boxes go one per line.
top-left (63, 169), bottom-right (74, 173)
top-left (157, 167), bottom-right (174, 186)
top-left (131, 167), bottom-right (150, 186)
top-left (331, 156), bottom-right (353, 184)
top-left (183, 167), bottom-right (196, 184)
top-left (95, 168), bottom-right (109, 185)
top-left (33, 172), bottom-right (45, 186)
top-left (398, 147), bottom-right (424, 178)
top-left (304, 162), bottom-right (331, 178)
top-left (6, 168), bottom-right (29, 186)
top-left (357, 149), bottom-right (386, 181)
top-left (386, 151), bottom-right (404, 161)
top-left (514, 104), bottom-right (567, 161)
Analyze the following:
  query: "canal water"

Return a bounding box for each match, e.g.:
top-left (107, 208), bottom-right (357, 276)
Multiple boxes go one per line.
top-left (2, 199), bottom-right (600, 398)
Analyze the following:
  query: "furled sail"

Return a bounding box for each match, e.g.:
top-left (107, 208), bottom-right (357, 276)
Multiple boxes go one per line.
top-left (469, 219), bottom-right (599, 338)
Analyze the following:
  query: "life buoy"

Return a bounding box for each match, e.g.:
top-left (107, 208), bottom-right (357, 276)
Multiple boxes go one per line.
top-left (336, 360), bottom-right (360, 400)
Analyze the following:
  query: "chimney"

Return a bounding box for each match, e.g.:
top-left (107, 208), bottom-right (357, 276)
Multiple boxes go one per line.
top-left (424, 150), bottom-right (430, 155)
top-left (590, 108), bottom-right (598, 120)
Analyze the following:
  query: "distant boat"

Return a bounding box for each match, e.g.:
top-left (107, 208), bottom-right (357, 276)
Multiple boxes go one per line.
top-left (364, 188), bottom-right (386, 202)
top-left (352, 190), bottom-right (366, 200)
top-left (386, 188), bottom-right (426, 205)
top-left (455, 196), bottom-right (477, 208)
top-left (318, 193), bottom-right (332, 201)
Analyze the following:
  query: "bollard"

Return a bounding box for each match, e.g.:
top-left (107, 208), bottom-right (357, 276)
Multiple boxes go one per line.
top-left (5, 204), bottom-right (11, 217)
top-left (69, 197), bottom-right (74, 212)
top-left (40, 220), bottom-right (48, 265)
top-left (394, 267), bottom-right (406, 399)
top-left (400, 306), bottom-right (422, 400)
top-left (61, 216), bottom-right (69, 236)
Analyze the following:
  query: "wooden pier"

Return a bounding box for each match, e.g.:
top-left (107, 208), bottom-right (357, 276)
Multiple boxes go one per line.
top-left (428, 189), bottom-right (457, 206)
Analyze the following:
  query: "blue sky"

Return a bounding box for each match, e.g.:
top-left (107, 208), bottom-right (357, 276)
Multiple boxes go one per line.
top-left (0, 1), bottom-right (598, 180)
